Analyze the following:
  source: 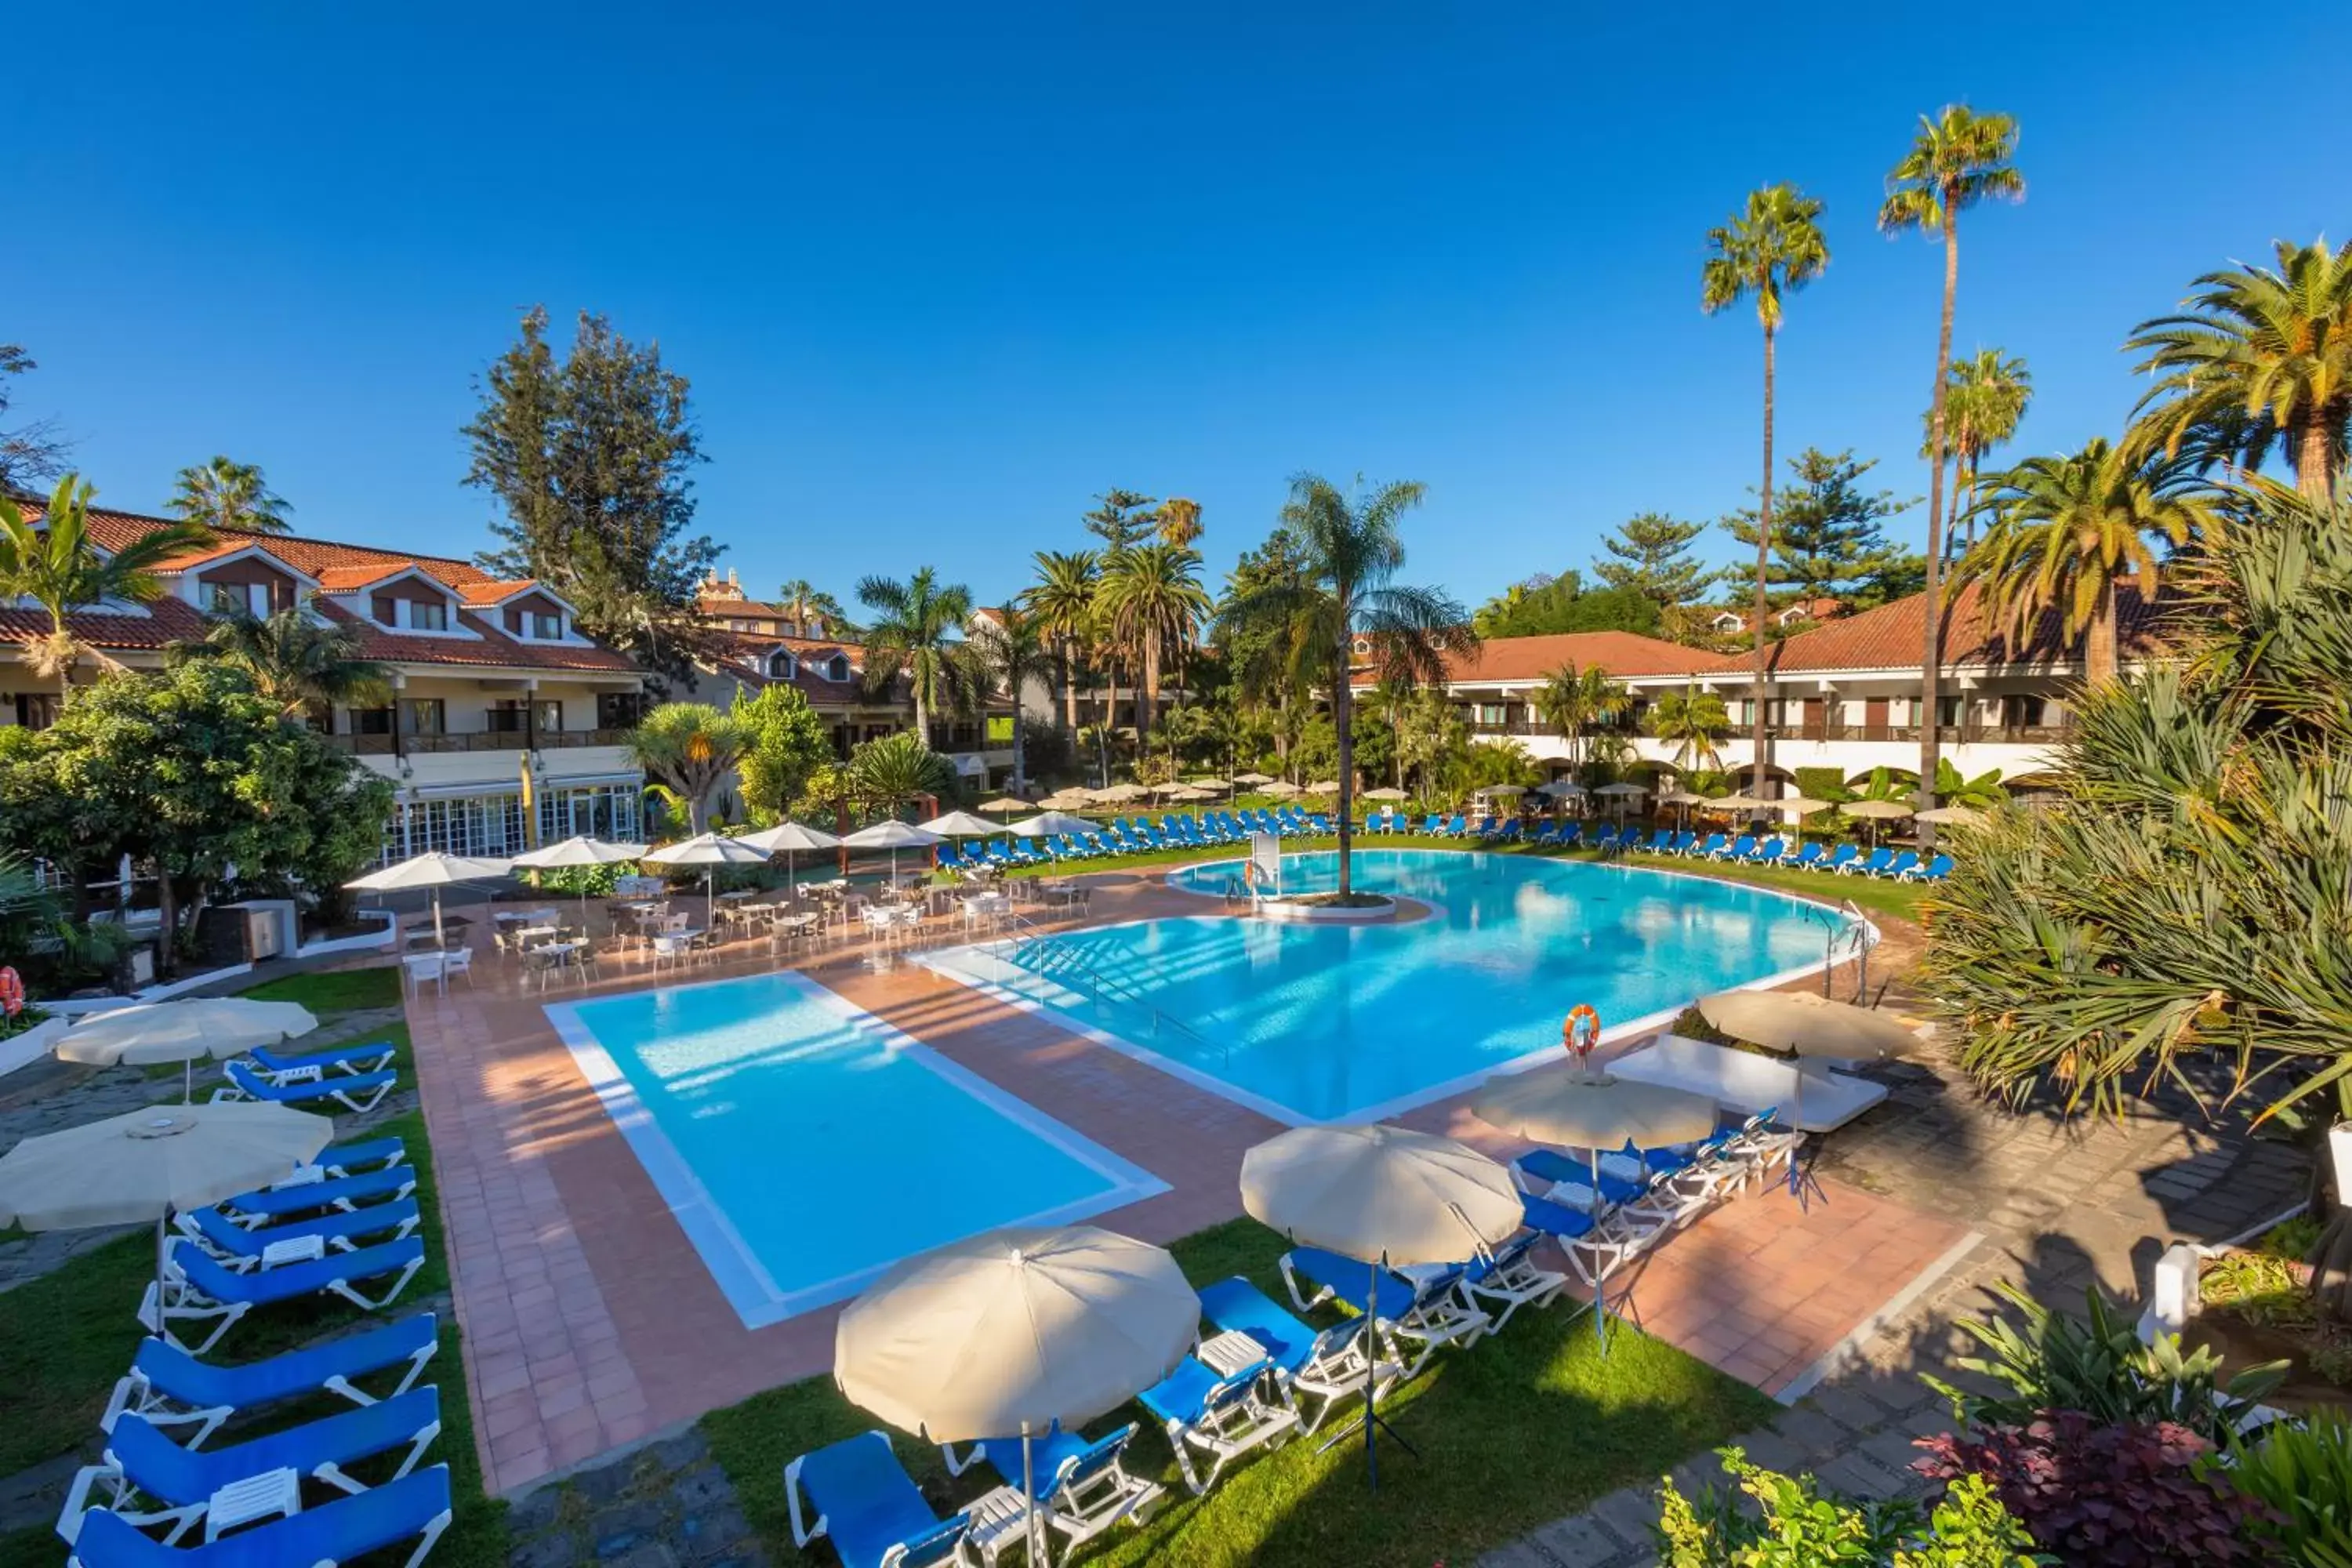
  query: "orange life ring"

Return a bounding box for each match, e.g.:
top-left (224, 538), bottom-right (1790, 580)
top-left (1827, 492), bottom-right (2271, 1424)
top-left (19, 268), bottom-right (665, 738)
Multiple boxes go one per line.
top-left (0, 967), bottom-right (22, 1017)
top-left (1562, 1004), bottom-right (1601, 1052)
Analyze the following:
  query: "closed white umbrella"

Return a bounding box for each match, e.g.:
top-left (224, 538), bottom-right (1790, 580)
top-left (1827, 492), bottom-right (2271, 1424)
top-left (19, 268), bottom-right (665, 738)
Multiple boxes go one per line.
top-left (840, 819), bottom-right (944, 884)
top-left (837, 1225), bottom-right (1196, 1562)
top-left (1240, 1124), bottom-right (1520, 1485)
top-left (510, 835), bottom-right (648, 927)
top-left (61, 999), bottom-right (319, 1099)
top-left (0, 1101), bottom-right (331, 1334)
top-left (736, 820), bottom-right (843, 895)
top-left (1012, 811), bottom-right (1098, 839)
top-left (1038, 789), bottom-right (1095, 811)
top-left (1592, 782), bottom-right (1648, 797)
top-left (346, 851), bottom-right (514, 948)
top-left (1304, 780), bottom-right (1342, 796)
top-left (642, 832), bottom-right (774, 925)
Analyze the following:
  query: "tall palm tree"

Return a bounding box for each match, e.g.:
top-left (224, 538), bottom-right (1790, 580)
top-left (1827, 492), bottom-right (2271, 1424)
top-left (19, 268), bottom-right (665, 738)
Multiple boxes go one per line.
top-left (1955, 439), bottom-right (2212, 685)
top-left (1220, 474), bottom-right (1474, 900)
top-left (0, 476), bottom-right (212, 699)
top-left (2125, 238), bottom-right (2352, 501)
top-left (1532, 661), bottom-right (1630, 777)
top-left (1646, 685), bottom-right (1733, 775)
top-left (1156, 497), bottom-right (1203, 547)
top-left (165, 607), bottom-right (392, 717)
top-left (1018, 549), bottom-right (1100, 739)
top-left (1702, 183), bottom-right (1831, 801)
top-left (1925, 349), bottom-right (2034, 552)
top-left (855, 567), bottom-right (983, 744)
top-left (1879, 104), bottom-right (2025, 831)
top-left (775, 578), bottom-right (851, 637)
top-left (967, 607), bottom-right (1054, 790)
top-left (166, 456), bottom-right (293, 534)
top-left (1098, 542), bottom-right (1210, 737)
top-left (625, 702), bottom-right (745, 836)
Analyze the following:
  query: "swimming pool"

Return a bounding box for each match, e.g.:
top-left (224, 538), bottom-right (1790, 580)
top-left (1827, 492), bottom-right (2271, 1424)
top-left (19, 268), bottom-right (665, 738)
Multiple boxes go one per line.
top-left (546, 972), bottom-right (1167, 1327)
top-left (927, 849), bottom-right (1863, 1124)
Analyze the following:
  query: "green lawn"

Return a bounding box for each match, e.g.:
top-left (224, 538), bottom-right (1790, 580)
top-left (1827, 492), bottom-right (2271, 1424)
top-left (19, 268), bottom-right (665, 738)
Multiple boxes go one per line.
top-left (704, 1218), bottom-right (1774, 1568)
top-left (236, 964), bottom-right (404, 1013)
top-left (0, 1020), bottom-right (506, 1568)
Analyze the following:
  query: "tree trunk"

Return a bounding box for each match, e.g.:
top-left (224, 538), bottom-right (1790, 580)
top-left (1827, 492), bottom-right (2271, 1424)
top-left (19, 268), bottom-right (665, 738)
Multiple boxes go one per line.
top-left (1060, 642), bottom-right (1078, 736)
top-left (1751, 321), bottom-right (1776, 802)
top-left (1139, 632), bottom-right (1160, 739)
top-left (913, 692), bottom-right (931, 757)
top-left (2085, 579), bottom-right (2118, 685)
top-left (154, 873), bottom-right (177, 979)
top-left (1917, 212), bottom-right (1961, 851)
top-left (1334, 651), bottom-right (1356, 900)
top-left (2297, 415), bottom-right (2335, 502)
top-left (1010, 704), bottom-right (1025, 793)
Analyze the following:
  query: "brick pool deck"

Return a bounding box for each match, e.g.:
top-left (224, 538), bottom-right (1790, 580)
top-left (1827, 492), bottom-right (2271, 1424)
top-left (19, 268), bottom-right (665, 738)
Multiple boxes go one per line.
top-left (405, 875), bottom-right (1974, 1495)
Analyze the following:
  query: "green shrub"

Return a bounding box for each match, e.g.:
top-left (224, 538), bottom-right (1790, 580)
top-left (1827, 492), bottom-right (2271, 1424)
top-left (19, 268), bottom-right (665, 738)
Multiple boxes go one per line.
top-left (1795, 766), bottom-right (1851, 801)
top-left (1655, 1447), bottom-right (2046, 1566)
top-left (1926, 1281), bottom-right (2287, 1444)
top-left (2228, 1412), bottom-right (2352, 1566)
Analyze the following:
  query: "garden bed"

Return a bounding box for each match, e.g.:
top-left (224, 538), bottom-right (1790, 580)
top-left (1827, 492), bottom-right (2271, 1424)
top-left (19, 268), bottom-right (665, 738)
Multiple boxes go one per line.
top-left (2191, 1214), bottom-right (2352, 1410)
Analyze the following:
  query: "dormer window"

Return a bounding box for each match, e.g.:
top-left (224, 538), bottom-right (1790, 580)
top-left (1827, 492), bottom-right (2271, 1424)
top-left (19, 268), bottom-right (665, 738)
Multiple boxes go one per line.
top-left (768, 649), bottom-right (798, 680)
top-left (409, 600), bottom-right (448, 632)
top-left (522, 611), bottom-right (561, 640)
top-left (1351, 637), bottom-right (1371, 657)
top-left (207, 583), bottom-right (247, 615)
top-left (826, 654), bottom-right (849, 681)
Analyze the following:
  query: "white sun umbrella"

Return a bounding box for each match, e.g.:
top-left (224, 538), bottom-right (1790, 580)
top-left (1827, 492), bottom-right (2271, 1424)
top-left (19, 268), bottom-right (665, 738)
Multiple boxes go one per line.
top-left (0, 1101), bottom-right (330, 1338)
top-left (736, 820), bottom-right (843, 896)
top-left (1260, 780), bottom-right (1301, 800)
top-left (1304, 779), bottom-right (1342, 795)
top-left (977, 796), bottom-right (1033, 815)
top-left (840, 819), bottom-right (944, 884)
top-left (1362, 787), bottom-right (1409, 802)
top-left (918, 809), bottom-right (1002, 839)
top-left (641, 832), bottom-right (774, 926)
top-left (60, 998), bottom-right (320, 1100)
top-left (1700, 989), bottom-right (1922, 1166)
top-left (1914, 804), bottom-right (1984, 826)
top-left (510, 835), bottom-right (648, 927)
top-left (1240, 1124), bottom-right (1520, 1485)
top-left (836, 1225), bottom-right (1197, 1563)
top-left (1038, 788), bottom-right (1095, 811)
top-left (1538, 779), bottom-right (1587, 799)
top-left (1013, 810), bottom-right (1098, 840)
top-left (1841, 797), bottom-right (1915, 849)
top-left (345, 851), bottom-right (514, 948)
top-left (1233, 771), bottom-right (1276, 786)
top-left (1163, 784), bottom-right (1215, 804)
top-left (1593, 780), bottom-right (1647, 822)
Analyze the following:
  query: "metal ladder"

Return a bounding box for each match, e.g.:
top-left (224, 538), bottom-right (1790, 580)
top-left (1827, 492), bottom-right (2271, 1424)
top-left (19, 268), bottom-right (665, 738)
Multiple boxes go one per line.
top-left (1800, 897), bottom-right (1877, 1000)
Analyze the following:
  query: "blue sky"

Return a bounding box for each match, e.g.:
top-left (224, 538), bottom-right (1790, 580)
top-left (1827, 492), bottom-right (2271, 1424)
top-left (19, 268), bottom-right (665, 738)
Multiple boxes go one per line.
top-left (9, 4), bottom-right (2346, 615)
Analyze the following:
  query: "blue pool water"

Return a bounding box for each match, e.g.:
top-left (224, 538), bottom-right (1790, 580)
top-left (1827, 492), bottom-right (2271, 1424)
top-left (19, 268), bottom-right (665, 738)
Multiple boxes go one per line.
top-left (929, 849), bottom-right (1855, 1124)
top-left (546, 973), bottom-right (1165, 1327)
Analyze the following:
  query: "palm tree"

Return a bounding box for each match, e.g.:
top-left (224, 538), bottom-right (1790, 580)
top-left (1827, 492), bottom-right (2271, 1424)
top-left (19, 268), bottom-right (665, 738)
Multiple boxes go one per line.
top-left (166, 456), bottom-right (293, 534)
top-left (1531, 661), bottom-right (1629, 777)
top-left (1098, 542), bottom-right (1210, 738)
top-left (625, 702), bottom-right (745, 835)
top-left (1220, 474), bottom-right (1474, 900)
top-left (855, 568), bottom-right (983, 745)
top-left (1702, 183), bottom-right (1831, 802)
top-left (1925, 350), bottom-right (2034, 552)
top-left (1955, 439), bottom-right (2212, 685)
top-left (775, 579), bottom-right (851, 637)
top-left (165, 607), bottom-right (392, 717)
top-left (1879, 104), bottom-right (2025, 829)
top-left (1646, 685), bottom-right (1732, 775)
top-left (1020, 549), bottom-right (1101, 740)
top-left (2125, 238), bottom-right (2352, 501)
top-left (848, 729), bottom-right (955, 821)
top-left (0, 476), bottom-right (213, 700)
top-left (967, 607), bottom-right (1054, 791)
top-left (1156, 497), bottom-right (1203, 548)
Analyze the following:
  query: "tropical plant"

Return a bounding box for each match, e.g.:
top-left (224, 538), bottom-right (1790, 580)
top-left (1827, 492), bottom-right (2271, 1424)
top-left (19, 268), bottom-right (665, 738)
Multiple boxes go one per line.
top-left (2125, 238), bottom-right (2352, 500)
top-left (855, 567), bottom-right (983, 743)
top-left (1878, 104), bottom-right (2024, 825)
top-left (165, 607), bottom-right (392, 717)
top-left (2229, 1411), bottom-right (2352, 1566)
top-left (1655, 1447), bottom-right (2045, 1567)
top-left (1156, 496), bottom-right (1203, 547)
top-left (1392, 685), bottom-right (1466, 799)
top-left (773, 579), bottom-right (851, 638)
top-left (730, 684), bottom-right (833, 827)
top-left (1928, 350), bottom-right (2034, 551)
top-left (967, 607), bottom-right (1055, 791)
top-left (1097, 541), bottom-right (1210, 737)
top-left (1956, 439), bottom-right (2214, 684)
top-left (624, 702), bottom-right (745, 836)
top-left (1532, 661), bottom-right (1629, 776)
top-left (847, 729), bottom-right (953, 819)
top-left (1915, 1414), bottom-right (2273, 1566)
top-left (1217, 474), bottom-right (1475, 899)
top-left (1592, 512), bottom-right (1719, 612)
top-left (166, 456), bottom-right (293, 533)
top-left (0, 477), bottom-right (214, 699)
top-left (1647, 684), bottom-right (1732, 775)
top-left (1020, 548), bottom-right (1102, 741)
top-left (1703, 181), bottom-right (1831, 791)
top-left (1924, 1280), bottom-right (2287, 1443)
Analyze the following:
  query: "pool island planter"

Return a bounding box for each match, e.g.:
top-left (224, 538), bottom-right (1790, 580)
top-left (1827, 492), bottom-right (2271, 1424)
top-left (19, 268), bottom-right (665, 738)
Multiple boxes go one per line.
top-left (1254, 892), bottom-right (1402, 926)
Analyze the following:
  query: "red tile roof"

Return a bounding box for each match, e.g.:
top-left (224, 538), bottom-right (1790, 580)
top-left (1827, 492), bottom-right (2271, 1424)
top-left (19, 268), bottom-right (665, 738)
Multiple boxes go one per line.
top-left (0, 600), bottom-right (208, 651)
top-left (456, 579), bottom-right (542, 607)
top-left (1761, 579), bottom-right (2169, 675)
top-left (311, 599), bottom-right (637, 674)
top-left (315, 563), bottom-right (412, 591)
top-left (1353, 630), bottom-right (1737, 689)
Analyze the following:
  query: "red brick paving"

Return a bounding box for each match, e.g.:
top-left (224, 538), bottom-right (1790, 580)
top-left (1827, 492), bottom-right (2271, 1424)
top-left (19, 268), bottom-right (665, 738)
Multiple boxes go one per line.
top-left (404, 878), bottom-right (1970, 1493)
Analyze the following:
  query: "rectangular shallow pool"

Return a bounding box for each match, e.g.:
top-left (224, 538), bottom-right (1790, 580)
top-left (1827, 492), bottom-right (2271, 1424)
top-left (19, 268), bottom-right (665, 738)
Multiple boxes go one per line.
top-left (546, 972), bottom-right (1166, 1327)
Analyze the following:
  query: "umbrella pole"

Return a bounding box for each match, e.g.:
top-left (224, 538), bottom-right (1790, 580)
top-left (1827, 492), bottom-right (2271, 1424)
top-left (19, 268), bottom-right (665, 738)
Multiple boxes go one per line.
top-left (1589, 1148), bottom-right (1611, 1354)
top-left (151, 1212), bottom-right (169, 1342)
top-left (432, 887), bottom-right (445, 948)
top-left (1365, 1254), bottom-right (1379, 1490)
top-left (1022, 1424), bottom-right (1043, 1566)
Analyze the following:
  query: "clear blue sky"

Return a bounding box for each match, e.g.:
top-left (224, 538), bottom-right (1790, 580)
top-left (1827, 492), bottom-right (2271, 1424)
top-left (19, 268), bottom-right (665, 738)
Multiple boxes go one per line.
top-left (9, 4), bottom-right (2346, 615)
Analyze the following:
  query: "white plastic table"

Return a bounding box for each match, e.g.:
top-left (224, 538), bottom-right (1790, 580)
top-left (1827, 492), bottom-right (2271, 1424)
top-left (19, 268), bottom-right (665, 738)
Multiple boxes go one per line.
top-left (205, 1467), bottom-right (300, 1541)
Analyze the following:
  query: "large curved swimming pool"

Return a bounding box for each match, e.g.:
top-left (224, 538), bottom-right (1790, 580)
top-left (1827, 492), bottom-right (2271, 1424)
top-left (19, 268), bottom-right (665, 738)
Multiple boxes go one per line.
top-left (926, 848), bottom-right (1860, 1123)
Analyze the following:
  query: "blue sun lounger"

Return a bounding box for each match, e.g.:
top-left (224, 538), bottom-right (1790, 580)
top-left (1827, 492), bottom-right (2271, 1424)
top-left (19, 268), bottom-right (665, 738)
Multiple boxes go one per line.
top-left (1879, 849), bottom-right (1921, 880)
top-left (148, 1236), bottom-right (428, 1355)
top-left (1843, 847), bottom-right (1893, 877)
top-left (271, 1134), bottom-right (405, 1185)
top-left (1197, 1276), bottom-right (1402, 1433)
top-left (1788, 843), bottom-right (1826, 871)
top-left (1137, 1350), bottom-right (1300, 1494)
top-left (66, 1465), bottom-right (452, 1568)
top-left (226, 1163), bottom-right (416, 1222)
top-left (60, 1387), bottom-right (440, 1547)
top-left (103, 1312), bottom-right (439, 1447)
top-left (242, 1039), bottom-right (398, 1080)
top-left (786, 1431), bottom-right (973, 1568)
top-left (1819, 843), bottom-right (1859, 873)
top-left (1278, 1247), bottom-right (1492, 1375)
top-left (213, 1061), bottom-right (395, 1116)
top-left (177, 1196), bottom-right (422, 1269)
top-left (1904, 852), bottom-right (1954, 883)
top-left (941, 1423), bottom-right (1163, 1554)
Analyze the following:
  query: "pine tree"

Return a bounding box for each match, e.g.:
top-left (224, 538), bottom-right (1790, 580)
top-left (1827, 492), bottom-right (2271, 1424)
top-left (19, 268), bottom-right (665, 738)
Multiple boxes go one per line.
top-left (1592, 513), bottom-right (1718, 608)
top-left (1719, 448), bottom-right (1924, 611)
top-left (1081, 488), bottom-right (1160, 550)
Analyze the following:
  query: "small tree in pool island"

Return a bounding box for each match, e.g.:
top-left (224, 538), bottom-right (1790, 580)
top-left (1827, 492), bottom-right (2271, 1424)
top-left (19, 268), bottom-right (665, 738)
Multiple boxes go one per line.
top-left (1218, 473), bottom-right (1475, 902)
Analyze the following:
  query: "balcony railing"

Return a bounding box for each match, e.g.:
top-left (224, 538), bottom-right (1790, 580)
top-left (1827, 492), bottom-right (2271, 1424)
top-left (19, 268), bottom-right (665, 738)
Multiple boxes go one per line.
top-left (322, 726), bottom-right (636, 757)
